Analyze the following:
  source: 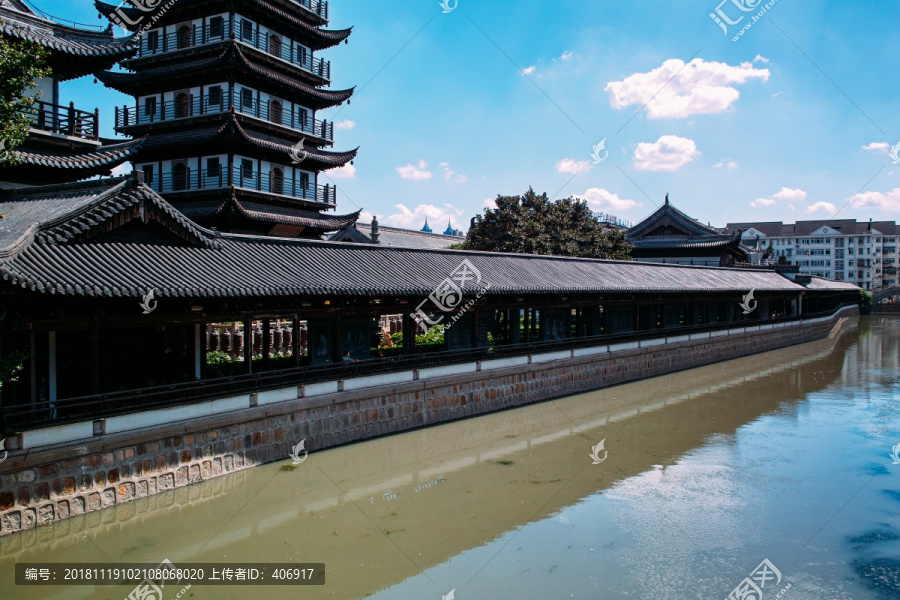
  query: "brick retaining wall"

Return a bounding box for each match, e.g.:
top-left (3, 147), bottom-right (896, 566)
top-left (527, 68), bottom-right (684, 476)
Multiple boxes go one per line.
top-left (0, 308), bottom-right (857, 537)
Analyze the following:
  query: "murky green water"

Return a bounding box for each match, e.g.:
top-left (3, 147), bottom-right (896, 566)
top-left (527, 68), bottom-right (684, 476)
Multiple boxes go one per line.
top-left (1, 316), bottom-right (898, 600)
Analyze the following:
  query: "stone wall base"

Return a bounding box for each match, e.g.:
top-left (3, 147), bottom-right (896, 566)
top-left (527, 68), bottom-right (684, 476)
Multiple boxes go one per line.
top-left (0, 309), bottom-right (857, 536)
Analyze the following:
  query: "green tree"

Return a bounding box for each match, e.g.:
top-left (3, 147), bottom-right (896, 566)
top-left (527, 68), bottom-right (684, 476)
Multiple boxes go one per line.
top-left (0, 28), bottom-right (50, 165)
top-left (464, 188), bottom-right (633, 260)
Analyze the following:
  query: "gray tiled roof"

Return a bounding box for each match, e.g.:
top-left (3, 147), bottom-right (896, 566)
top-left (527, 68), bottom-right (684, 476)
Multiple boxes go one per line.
top-left (0, 4), bottom-right (137, 80)
top-left (0, 177), bottom-right (858, 299)
top-left (724, 220), bottom-right (900, 237)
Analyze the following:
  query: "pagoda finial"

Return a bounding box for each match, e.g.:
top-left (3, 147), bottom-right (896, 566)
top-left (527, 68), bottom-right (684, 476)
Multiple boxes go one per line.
top-left (371, 216), bottom-right (380, 244)
top-left (421, 216), bottom-right (432, 233)
top-left (665, 193), bottom-right (669, 205)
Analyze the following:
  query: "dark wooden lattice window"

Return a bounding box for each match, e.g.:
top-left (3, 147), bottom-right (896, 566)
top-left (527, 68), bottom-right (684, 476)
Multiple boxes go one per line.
top-left (241, 19), bottom-right (253, 42)
top-left (176, 25), bottom-right (191, 49)
top-left (270, 100), bottom-right (283, 125)
top-left (172, 163), bottom-right (188, 191)
top-left (269, 35), bottom-right (282, 59)
top-left (209, 16), bottom-right (224, 38)
top-left (175, 93), bottom-right (190, 118)
top-left (271, 168), bottom-right (284, 195)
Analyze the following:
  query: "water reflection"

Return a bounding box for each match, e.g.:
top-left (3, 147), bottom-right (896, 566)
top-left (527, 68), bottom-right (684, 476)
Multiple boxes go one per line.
top-left (1, 317), bottom-right (898, 600)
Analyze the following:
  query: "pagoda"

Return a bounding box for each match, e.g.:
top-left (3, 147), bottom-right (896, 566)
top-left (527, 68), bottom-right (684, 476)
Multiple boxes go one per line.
top-left (94, 0), bottom-right (360, 238)
top-left (0, 0), bottom-right (142, 186)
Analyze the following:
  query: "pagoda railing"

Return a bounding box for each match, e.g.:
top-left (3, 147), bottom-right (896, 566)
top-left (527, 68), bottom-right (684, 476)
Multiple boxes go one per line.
top-left (138, 20), bottom-right (330, 81)
top-left (146, 167), bottom-right (336, 205)
top-left (21, 100), bottom-right (99, 141)
top-left (116, 92), bottom-right (333, 141)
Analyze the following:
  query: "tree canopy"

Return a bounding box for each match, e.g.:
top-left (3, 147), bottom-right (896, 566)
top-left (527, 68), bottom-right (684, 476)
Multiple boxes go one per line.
top-left (0, 30), bottom-right (49, 165)
top-left (463, 188), bottom-right (633, 260)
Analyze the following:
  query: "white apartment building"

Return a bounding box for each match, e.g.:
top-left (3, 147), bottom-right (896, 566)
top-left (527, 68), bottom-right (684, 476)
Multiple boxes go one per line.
top-left (723, 220), bottom-right (899, 291)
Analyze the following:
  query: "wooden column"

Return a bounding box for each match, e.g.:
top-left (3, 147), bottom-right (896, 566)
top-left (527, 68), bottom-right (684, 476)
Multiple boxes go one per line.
top-left (262, 318), bottom-right (271, 370)
top-left (194, 324), bottom-right (203, 381)
top-left (331, 314), bottom-right (342, 363)
top-left (243, 317), bottom-right (252, 373)
top-left (292, 316), bottom-right (300, 367)
top-left (89, 323), bottom-right (100, 394)
top-left (402, 313), bottom-right (417, 355)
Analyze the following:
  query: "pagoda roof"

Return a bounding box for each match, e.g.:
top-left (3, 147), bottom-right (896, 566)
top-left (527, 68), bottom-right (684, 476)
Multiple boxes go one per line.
top-left (96, 44), bottom-right (354, 109)
top-left (0, 138), bottom-right (145, 184)
top-left (0, 175), bottom-right (855, 300)
top-left (0, 3), bottom-right (137, 80)
top-left (133, 114), bottom-right (357, 169)
top-left (627, 196), bottom-right (724, 240)
top-left (175, 194), bottom-right (360, 233)
top-left (94, 0), bottom-right (350, 50)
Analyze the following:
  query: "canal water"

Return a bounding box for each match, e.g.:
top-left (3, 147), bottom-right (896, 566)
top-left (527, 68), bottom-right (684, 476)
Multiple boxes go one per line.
top-left (1, 316), bottom-right (898, 600)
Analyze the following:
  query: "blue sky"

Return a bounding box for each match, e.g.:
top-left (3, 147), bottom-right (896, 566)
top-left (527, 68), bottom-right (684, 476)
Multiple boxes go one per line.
top-left (35, 0), bottom-right (900, 231)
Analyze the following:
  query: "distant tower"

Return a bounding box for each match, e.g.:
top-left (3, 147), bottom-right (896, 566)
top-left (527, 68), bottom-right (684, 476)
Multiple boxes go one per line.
top-left (96, 0), bottom-right (360, 239)
top-left (421, 217), bottom-right (432, 233)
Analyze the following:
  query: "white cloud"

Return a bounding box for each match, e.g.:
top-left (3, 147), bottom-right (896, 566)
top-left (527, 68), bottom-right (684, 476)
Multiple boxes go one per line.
top-left (327, 163), bottom-right (356, 179)
top-left (483, 197), bottom-right (497, 210)
top-left (633, 135), bottom-right (699, 171)
top-left (805, 201), bottom-right (836, 214)
top-left (522, 65), bottom-right (536, 75)
top-left (849, 188), bottom-right (900, 213)
top-left (555, 158), bottom-right (593, 175)
top-left (438, 162), bottom-right (467, 183)
top-left (335, 120), bottom-right (356, 130)
top-left (575, 187), bottom-right (640, 211)
top-left (713, 160), bottom-right (738, 169)
top-left (396, 160), bottom-right (432, 181)
top-left (861, 142), bottom-right (889, 154)
top-left (751, 187), bottom-right (807, 208)
top-left (753, 54), bottom-right (770, 63)
top-left (560, 50), bottom-right (575, 61)
top-left (383, 203), bottom-right (463, 230)
top-left (605, 58), bottom-right (769, 119)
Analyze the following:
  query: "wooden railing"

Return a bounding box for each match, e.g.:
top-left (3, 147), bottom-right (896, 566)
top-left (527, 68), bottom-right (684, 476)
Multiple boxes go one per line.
top-left (22, 101), bottom-right (99, 141)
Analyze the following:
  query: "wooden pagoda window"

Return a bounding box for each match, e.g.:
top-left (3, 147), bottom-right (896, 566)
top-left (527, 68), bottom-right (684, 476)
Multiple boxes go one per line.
top-left (298, 108), bottom-right (308, 131)
top-left (208, 86), bottom-right (223, 109)
top-left (146, 30), bottom-right (159, 54)
top-left (241, 89), bottom-right (253, 111)
top-left (176, 25), bottom-right (191, 49)
top-left (172, 163), bottom-right (188, 191)
top-left (206, 158), bottom-right (221, 186)
top-left (209, 16), bottom-right (224, 38)
top-left (299, 172), bottom-right (309, 197)
top-left (241, 19), bottom-right (253, 42)
top-left (297, 45), bottom-right (308, 67)
top-left (175, 93), bottom-right (190, 118)
top-left (269, 100), bottom-right (283, 125)
top-left (269, 35), bottom-right (282, 59)
top-left (271, 168), bottom-right (284, 195)
top-left (241, 159), bottom-right (253, 181)
top-left (142, 165), bottom-right (154, 185)
top-left (144, 97), bottom-right (157, 119)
